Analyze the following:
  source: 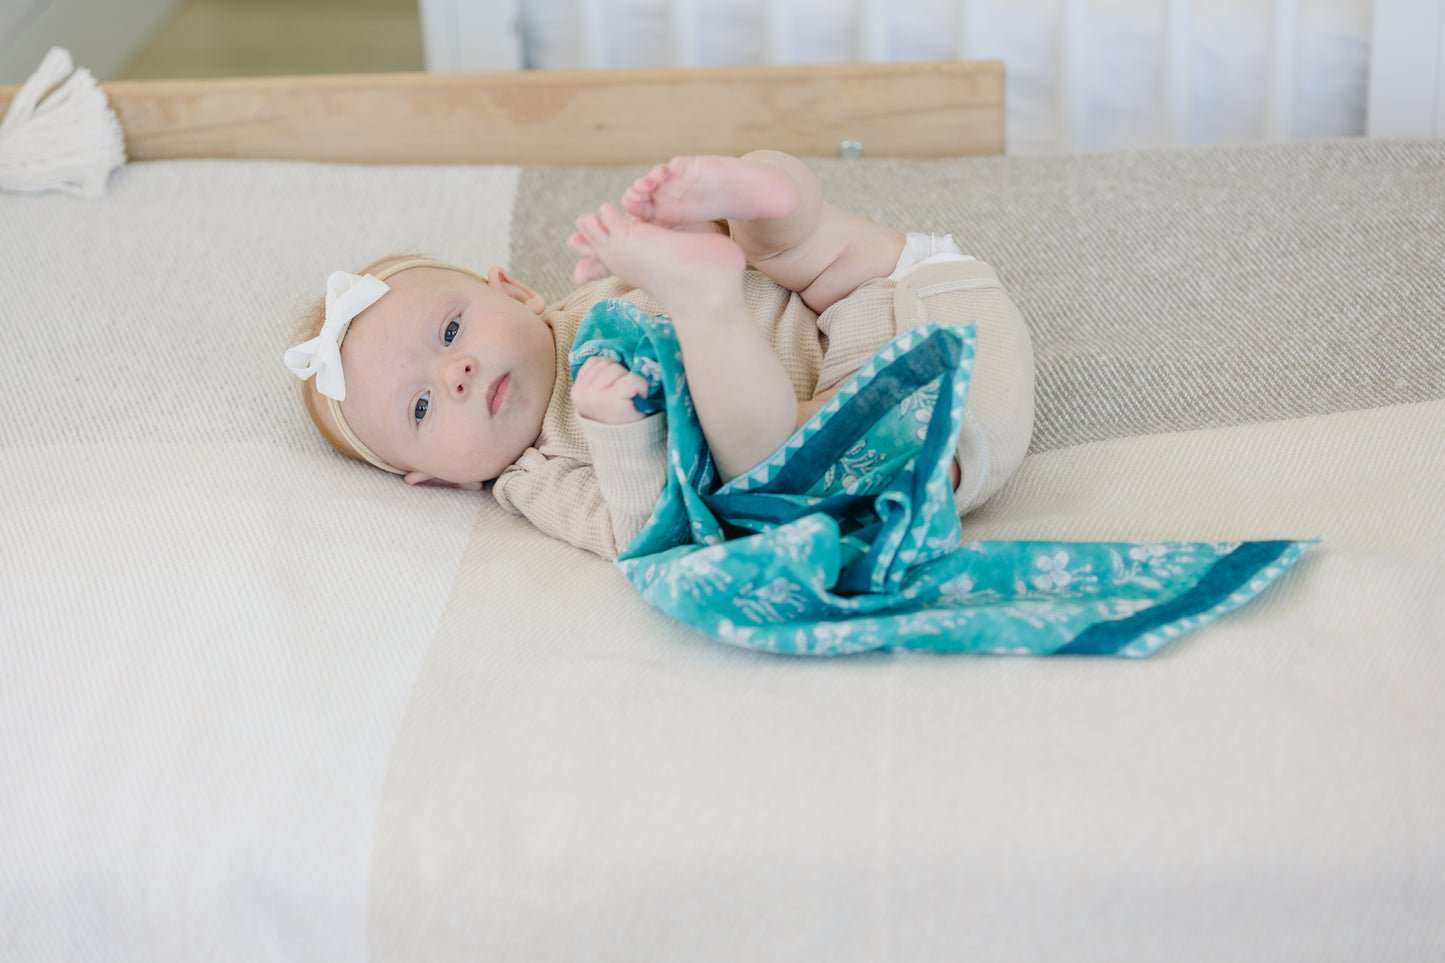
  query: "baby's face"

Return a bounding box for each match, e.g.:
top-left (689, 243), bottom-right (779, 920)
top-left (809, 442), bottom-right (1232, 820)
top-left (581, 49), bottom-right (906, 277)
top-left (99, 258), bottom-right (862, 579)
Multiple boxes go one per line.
top-left (336, 265), bottom-right (555, 487)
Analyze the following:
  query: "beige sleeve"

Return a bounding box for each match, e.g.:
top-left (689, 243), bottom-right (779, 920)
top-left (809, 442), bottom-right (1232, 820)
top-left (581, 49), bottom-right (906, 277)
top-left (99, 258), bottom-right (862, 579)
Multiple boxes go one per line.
top-left (578, 412), bottom-right (669, 551)
top-left (491, 414), bottom-right (667, 559)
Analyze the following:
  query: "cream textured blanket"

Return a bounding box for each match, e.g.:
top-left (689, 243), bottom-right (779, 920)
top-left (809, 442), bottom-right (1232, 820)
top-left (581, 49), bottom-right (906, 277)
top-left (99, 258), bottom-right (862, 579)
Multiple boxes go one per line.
top-left (2, 140), bottom-right (1441, 961)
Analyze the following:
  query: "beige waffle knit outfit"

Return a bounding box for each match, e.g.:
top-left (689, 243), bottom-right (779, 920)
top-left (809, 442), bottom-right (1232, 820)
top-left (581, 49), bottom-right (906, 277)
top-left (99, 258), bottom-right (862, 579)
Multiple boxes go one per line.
top-left (491, 257), bottom-right (1033, 559)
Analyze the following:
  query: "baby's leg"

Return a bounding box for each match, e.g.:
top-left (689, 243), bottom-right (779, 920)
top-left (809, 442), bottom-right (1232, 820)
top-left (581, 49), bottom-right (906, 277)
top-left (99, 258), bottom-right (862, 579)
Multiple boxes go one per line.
top-left (624, 150), bottom-right (906, 315)
top-left (572, 204), bottom-right (800, 481)
top-left (813, 255), bottom-right (1035, 516)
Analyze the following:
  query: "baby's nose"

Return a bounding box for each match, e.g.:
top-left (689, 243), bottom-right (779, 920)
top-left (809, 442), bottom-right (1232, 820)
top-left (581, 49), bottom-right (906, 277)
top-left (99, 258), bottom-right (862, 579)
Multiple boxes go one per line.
top-left (446, 356), bottom-right (478, 395)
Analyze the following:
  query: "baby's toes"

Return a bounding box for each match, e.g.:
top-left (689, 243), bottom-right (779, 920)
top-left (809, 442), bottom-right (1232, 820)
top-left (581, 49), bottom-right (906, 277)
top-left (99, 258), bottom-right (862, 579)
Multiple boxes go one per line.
top-left (573, 256), bottom-right (610, 286)
top-left (595, 202), bottom-right (630, 231)
top-left (567, 230), bottom-right (596, 257)
top-left (573, 211), bottom-right (612, 247)
top-left (638, 162), bottom-right (673, 191)
top-left (622, 165), bottom-right (671, 214)
top-left (621, 186), bottom-right (654, 219)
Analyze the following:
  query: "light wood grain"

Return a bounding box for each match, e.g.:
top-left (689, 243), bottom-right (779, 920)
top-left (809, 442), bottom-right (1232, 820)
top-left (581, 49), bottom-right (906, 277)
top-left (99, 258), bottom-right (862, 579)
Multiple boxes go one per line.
top-left (0, 62), bottom-right (1004, 165)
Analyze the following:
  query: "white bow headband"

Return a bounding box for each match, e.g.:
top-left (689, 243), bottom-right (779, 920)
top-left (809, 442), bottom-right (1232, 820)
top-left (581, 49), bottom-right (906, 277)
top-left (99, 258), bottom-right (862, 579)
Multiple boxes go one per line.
top-left (282, 269), bottom-right (404, 474)
top-left (284, 258), bottom-right (497, 476)
top-left (284, 270), bottom-right (389, 402)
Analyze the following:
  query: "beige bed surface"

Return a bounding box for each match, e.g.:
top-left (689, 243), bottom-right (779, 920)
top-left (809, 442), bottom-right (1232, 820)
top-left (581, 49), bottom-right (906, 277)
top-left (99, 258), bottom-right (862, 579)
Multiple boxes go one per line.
top-left (2, 139), bottom-right (1442, 961)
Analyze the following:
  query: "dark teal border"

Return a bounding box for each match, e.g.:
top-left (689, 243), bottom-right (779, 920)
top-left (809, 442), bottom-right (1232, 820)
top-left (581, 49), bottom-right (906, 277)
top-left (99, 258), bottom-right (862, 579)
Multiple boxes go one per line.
top-left (1057, 540), bottom-right (1295, 655)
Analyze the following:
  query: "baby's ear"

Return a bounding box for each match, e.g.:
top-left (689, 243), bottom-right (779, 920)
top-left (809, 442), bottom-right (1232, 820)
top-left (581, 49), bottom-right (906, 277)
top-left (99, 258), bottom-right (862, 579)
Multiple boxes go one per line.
top-left (487, 266), bottom-right (547, 315)
top-left (404, 471), bottom-right (484, 492)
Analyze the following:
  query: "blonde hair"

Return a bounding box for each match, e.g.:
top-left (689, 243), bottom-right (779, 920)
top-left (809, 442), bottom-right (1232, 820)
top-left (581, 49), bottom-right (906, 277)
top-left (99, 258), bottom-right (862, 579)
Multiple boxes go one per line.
top-left (290, 293), bottom-right (367, 466)
top-left (290, 253), bottom-right (448, 471)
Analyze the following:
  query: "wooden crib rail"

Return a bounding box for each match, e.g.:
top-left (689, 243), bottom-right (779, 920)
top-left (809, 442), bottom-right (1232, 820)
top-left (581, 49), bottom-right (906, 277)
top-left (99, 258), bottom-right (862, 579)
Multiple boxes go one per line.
top-left (0, 61), bottom-right (1004, 165)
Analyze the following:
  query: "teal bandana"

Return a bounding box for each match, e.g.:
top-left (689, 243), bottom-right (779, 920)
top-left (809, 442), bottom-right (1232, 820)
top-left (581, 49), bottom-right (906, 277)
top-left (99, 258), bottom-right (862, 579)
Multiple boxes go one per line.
top-left (570, 298), bottom-right (1316, 657)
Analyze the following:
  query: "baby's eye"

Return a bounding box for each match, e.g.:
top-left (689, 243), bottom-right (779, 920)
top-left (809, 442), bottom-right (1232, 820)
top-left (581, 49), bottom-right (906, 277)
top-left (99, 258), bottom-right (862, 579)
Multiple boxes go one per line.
top-left (414, 391), bottom-right (431, 425)
top-left (444, 318), bottom-right (460, 345)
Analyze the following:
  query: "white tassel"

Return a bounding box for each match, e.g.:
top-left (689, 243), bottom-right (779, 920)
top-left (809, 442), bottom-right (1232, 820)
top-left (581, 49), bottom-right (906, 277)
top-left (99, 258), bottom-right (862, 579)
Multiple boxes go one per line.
top-left (0, 47), bottom-right (127, 198)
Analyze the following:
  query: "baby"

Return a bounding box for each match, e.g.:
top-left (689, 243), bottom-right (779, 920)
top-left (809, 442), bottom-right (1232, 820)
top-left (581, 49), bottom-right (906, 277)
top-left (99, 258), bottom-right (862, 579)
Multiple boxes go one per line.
top-left (285, 150), bottom-right (1035, 557)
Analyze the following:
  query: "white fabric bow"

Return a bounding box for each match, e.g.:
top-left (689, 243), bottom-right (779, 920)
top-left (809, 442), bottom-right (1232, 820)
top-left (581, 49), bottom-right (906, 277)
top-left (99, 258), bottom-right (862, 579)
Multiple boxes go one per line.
top-left (283, 271), bottom-right (390, 400)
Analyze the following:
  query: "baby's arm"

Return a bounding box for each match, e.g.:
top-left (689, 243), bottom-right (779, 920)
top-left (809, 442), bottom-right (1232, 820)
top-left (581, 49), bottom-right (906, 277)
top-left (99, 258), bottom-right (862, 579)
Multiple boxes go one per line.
top-left (494, 443), bottom-right (665, 558)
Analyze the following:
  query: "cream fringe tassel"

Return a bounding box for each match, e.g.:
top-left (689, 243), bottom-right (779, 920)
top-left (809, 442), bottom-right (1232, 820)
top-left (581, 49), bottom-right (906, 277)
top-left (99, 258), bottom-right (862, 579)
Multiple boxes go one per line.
top-left (0, 47), bottom-right (126, 198)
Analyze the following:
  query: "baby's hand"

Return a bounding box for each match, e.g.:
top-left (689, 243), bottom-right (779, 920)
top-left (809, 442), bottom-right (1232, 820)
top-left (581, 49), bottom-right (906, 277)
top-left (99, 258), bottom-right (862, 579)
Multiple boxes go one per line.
top-left (571, 356), bottom-right (651, 424)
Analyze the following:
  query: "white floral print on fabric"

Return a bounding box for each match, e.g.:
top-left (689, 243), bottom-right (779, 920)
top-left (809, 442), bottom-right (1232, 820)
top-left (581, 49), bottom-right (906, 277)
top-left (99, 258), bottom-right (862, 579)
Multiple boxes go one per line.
top-left (571, 299), bottom-right (1318, 657)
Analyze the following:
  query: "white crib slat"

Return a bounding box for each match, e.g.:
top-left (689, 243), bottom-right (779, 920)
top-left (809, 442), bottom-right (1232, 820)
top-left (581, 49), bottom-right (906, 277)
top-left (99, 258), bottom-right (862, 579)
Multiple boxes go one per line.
top-left (1265, 0), bottom-right (1298, 140)
top-left (954, 0), bottom-right (982, 60)
top-left (764, 0), bottom-right (793, 64)
top-left (578, 0), bottom-right (608, 68)
top-left (1163, 0), bottom-right (1191, 146)
top-left (1060, 0), bottom-right (1090, 149)
top-left (857, 0), bottom-right (889, 63)
top-left (1367, 0), bottom-right (1445, 137)
top-left (672, 0), bottom-right (701, 67)
top-left (1437, 4), bottom-right (1445, 135)
top-left (418, 0), bottom-right (459, 72)
top-left (418, 0), bottom-right (521, 71)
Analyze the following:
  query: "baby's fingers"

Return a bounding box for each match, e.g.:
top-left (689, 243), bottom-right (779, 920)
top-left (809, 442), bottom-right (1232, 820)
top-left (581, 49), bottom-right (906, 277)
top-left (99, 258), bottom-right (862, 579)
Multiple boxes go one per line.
top-left (577, 356), bottom-right (639, 391)
top-left (610, 370), bottom-right (650, 400)
top-left (574, 354), bottom-right (616, 383)
top-left (572, 357), bottom-right (649, 423)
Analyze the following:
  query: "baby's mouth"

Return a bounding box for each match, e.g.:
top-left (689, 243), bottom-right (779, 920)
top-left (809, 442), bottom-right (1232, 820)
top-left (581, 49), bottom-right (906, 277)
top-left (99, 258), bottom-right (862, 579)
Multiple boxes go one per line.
top-left (486, 373), bottom-right (510, 416)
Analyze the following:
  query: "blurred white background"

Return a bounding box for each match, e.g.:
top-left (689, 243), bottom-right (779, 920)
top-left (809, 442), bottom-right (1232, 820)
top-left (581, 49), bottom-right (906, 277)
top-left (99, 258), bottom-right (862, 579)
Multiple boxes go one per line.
top-left (3, 0), bottom-right (1440, 150)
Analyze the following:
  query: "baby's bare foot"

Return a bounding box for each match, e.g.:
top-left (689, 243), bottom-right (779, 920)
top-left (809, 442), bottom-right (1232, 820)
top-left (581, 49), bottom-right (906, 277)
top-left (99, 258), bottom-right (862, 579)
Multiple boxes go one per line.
top-left (571, 203), bottom-right (746, 310)
top-left (621, 156), bottom-right (800, 228)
